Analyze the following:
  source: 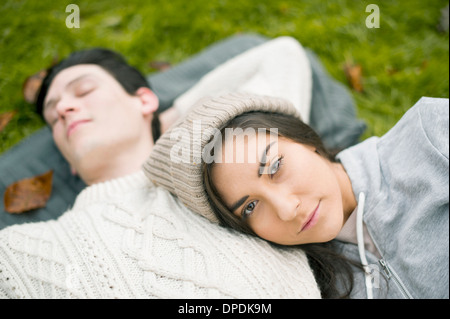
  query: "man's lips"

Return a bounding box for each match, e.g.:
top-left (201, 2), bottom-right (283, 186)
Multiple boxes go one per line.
top-left (299, 201), bottom-right (321, 233)
top-left (67, 119), bottom-right (90, 137)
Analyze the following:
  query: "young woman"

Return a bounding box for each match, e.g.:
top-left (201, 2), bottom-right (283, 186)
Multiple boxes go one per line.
top-left (146, 93), bottom-right (449, 299)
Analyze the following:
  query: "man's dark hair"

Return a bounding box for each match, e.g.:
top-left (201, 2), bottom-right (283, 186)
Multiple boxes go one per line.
top-left (36, 48), bottom-right (160, 142)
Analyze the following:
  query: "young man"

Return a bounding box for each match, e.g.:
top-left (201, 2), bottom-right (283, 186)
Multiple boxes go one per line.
top-left (35, 48), bottom-right (172, 185)
top-left (0, 41), bottom-right (321, 298)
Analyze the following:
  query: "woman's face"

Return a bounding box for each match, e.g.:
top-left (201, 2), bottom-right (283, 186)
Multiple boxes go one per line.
top-left (211, 133), bottom-right (355, 245)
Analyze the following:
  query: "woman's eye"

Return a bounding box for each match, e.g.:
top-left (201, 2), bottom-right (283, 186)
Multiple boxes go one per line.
top-left (269, 155), bottom-right (284, 178)
top-left (242, 200), bottom-right (258, 219)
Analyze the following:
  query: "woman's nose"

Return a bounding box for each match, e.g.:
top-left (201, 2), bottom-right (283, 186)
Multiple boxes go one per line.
top-left (270, 191), bottom-right (299, 221)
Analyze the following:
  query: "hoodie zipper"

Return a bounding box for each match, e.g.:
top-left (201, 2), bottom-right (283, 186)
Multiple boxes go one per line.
top-left (378, 259), bottom-right (414, 299)
top-left (355, 192), bottom-right (414, 299)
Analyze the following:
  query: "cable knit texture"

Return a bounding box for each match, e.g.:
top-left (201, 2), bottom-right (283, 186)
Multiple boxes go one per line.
top-left (173, 36), bottom-right (312, 123)
top-left (0, 171), bottom-right (320, 298)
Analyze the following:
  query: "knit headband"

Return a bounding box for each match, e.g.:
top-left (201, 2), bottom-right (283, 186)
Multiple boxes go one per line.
top-left (143, 92), bottom-right (302, 223)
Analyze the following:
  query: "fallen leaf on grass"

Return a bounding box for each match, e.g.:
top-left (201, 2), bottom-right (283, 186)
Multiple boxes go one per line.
top-left (344, 63), bottom-right (364, 93)
top-left (4, 170), bottom-right (53, 213)
top-left (148, 61), bottom-right (171, 72)
top-left (0, 111), bottom-right (16, 133)
top-left (22, 69), bottom-right (48, 104)
top-left (22, 55), bottom-right (59, 104)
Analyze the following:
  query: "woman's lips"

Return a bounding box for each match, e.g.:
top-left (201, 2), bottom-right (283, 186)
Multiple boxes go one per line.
top-left (67, 119), bottom-right (90, 137)
top-left (300, 201), bottom-right (320, 232)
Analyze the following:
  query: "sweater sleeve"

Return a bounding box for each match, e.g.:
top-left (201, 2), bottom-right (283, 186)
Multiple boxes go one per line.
top-left (0, 231), bottom-right (25, 298)
top-left (173, 36), bottom-right (313, 123)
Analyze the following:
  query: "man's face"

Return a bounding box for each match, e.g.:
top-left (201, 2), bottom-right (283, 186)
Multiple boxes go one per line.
top-left (43, 64), bottom-right (156, 183)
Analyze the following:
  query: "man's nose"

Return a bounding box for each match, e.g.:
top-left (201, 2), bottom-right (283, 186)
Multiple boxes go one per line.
top-left (55, 98), bottom-right (79, 117)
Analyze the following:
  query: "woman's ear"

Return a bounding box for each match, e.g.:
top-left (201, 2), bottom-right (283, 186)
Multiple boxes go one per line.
top-left (135, 87), bottom-right (159, 115)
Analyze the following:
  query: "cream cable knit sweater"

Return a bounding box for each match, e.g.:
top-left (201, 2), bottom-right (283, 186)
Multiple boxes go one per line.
top-left (0, 171), bottom-right (320, 298)
top-left (173, 36), bottom-right (312, 123)
top-left (0, 37), bottom-right (319, 298)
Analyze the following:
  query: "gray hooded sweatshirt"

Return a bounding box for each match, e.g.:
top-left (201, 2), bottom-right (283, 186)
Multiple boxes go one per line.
top-left (335, 97), bottom-right (449, 299)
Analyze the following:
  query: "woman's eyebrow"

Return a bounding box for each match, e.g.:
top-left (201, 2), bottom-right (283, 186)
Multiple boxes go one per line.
top-left (258, 141), bottom-right (277, 177)
top-left (230, 195), bottom-right (249, 213)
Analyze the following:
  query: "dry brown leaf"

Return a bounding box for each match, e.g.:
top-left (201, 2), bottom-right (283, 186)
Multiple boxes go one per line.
top-left (344, 63), bottom-right (364, 93)
top-left (22, 69), bottom-right (48, 104)
top-left (4, 170), bottom-right (53, 214)
top-left (148, 61), bottom-right (171, 72)
top-left (0, 111), bottom-right (16, 133)
top-left (22, 55), bottom-right (59, 104)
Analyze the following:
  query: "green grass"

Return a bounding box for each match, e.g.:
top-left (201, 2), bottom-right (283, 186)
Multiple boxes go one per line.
top-left (0, 0), bottom-right (448, 154)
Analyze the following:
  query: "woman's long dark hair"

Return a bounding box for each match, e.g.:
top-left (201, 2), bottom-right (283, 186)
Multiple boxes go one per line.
top-left (202, 111), bottom-right (361, 298)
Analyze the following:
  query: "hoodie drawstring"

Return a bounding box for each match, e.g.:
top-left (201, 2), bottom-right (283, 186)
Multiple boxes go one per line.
top-left (356, 192), bottom-right (374, 299)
